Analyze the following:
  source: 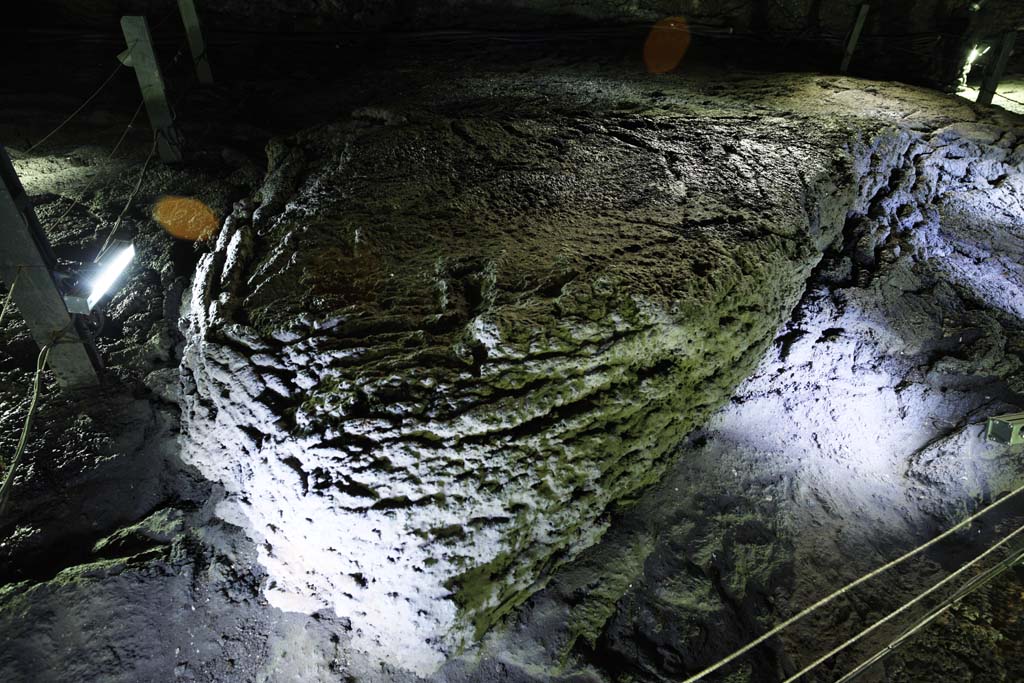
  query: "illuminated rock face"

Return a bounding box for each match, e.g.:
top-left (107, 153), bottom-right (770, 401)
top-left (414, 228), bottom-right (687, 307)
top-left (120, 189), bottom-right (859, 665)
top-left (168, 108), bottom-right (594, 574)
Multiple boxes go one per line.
top-left (180, 107), bottom-right (871, 673)
top-left (183, 97), bottom-right (1024, 674)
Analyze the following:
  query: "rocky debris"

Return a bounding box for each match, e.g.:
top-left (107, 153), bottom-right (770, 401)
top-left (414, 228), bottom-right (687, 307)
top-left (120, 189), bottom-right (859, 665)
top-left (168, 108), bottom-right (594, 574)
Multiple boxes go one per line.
top-left (0, 501), bottom-right (349, 683)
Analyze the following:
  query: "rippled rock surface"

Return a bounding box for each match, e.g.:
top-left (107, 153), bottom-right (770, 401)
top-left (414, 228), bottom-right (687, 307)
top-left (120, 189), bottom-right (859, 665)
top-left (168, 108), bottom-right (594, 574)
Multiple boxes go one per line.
top-left (179, 102), bottom-right (877, 671)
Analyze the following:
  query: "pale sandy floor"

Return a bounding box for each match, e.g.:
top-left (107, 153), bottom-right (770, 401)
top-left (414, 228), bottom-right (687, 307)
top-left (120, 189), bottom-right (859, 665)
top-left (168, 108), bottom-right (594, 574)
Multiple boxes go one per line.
top-left (959, 75), bottom-right (1024, 115)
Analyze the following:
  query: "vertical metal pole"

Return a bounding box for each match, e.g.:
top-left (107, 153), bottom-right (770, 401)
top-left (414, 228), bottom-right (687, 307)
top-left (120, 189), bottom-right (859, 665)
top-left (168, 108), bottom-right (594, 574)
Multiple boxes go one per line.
top-left (0, 147), bottom-right (101, 390)
top-left (840, 4), bottom-right (871, 74)
top-left (177, 0), bottom-right (213, 85)
top-left (978, 31), bottom-right (1017, 106)
top-left (120, 15), bottom-right (184, 163)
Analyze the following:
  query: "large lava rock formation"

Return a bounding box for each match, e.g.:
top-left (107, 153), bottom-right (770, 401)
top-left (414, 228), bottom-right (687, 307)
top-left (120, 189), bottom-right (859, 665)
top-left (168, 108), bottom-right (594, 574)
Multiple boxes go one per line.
top-left (179, 99), bottom-right (912, 671)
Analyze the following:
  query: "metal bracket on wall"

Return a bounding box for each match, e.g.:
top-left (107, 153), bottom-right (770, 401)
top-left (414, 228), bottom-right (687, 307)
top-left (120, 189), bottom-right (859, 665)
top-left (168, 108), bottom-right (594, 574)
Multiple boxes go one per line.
top-left (840, 4), bottom-right (871, 74)
top-left (0, 146), bottom-right (102, 390)
top-left (120, 15), bottom-right (185, 163)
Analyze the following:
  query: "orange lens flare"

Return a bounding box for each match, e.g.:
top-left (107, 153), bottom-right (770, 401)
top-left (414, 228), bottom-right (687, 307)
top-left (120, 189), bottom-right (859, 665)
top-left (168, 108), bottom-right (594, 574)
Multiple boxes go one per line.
top-left (644, 16), bottom-right (692, 74)
top-left (153, 196), bottom-right (219, 241)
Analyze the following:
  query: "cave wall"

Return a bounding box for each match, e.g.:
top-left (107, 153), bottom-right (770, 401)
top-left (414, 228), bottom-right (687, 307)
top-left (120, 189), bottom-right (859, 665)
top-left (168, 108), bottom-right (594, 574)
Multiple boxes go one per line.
top-left (10, 1), bottom-right (1022, 89)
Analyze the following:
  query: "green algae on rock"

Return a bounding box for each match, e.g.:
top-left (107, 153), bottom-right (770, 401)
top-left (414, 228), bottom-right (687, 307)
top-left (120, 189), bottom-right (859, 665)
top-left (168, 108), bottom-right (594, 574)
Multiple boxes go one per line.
top-left (181, 107), bottom-right (866, 672)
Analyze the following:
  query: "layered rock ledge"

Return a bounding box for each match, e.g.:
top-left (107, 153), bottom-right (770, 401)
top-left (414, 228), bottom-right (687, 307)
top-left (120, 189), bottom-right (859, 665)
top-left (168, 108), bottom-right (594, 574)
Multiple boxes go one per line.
top-left (179, 72), bottom-right (1024, 674)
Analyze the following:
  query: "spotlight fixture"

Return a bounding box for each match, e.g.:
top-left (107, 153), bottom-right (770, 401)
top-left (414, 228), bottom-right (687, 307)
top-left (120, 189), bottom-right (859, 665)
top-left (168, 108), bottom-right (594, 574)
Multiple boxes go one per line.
top-left (62, 242), bottom-right (136, 315)
top-left (986, 412), bottom-right (1024, 445)
top-left (969, 0), bottom-right (989, 11)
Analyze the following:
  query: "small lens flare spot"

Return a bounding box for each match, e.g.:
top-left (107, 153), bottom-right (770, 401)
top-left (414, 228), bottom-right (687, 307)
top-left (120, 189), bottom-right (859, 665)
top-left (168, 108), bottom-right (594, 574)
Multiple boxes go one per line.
top-left (644, 16), bottom-right (692, 74)
top-left (153, 196), bottom-right (219, 241)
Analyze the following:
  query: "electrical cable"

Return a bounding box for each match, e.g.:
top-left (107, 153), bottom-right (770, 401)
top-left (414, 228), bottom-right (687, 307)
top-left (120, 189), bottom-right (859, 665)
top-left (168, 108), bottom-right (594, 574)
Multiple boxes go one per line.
top-left (25, 59), bottom-right (129, 155)
top-left (94, 134), bottom-right (158, 262)
top-left (835, 542), bottom-right (1024, 683)
top-left (0, 345), bottom-right (51, 516)
top-left (782, 520), bottom-right (1024, 683)
top-left (680, 481), bottom-right (1024, 683)
top-left (0, 268), bottom-right (23, 327)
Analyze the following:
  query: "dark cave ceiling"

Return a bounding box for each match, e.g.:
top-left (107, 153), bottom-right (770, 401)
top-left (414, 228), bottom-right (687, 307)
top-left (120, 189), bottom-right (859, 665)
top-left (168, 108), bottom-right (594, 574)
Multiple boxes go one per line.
top-left (11, 1), bottom-right (1024, 89)
top-left (10, 0), bottom-right (1021, 34)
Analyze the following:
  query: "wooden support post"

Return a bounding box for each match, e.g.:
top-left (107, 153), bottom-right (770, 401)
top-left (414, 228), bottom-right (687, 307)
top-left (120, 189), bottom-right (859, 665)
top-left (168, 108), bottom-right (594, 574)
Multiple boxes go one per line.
top-left (120, 15), bottom-right (185, 163)
top-left (0, 147), bottom-right (101, 390)
top-left (978, 31), bottom-right (1017, 106)
top-left (840, 4), bottom-right (871, 74)
top-left (177, 0), bottom-right (213, 85)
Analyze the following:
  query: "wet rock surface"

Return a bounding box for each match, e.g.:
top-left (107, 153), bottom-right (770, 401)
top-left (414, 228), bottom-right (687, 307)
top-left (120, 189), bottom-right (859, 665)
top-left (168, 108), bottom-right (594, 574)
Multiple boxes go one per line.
top-left (1, 47), bottom-right (1024, 683)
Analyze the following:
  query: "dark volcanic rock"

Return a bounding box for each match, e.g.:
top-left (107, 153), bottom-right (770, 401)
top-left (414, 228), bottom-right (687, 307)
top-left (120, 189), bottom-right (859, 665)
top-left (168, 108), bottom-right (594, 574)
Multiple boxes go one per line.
top-left (438, 80), bottom-right (1024, 683)
top-left (179, 83), bottom-right (897, 672)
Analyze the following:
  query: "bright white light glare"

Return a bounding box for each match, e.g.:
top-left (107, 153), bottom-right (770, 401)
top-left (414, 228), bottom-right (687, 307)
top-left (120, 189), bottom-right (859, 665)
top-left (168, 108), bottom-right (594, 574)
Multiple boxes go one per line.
top-left (87, 243), bottom-right (135, 311)
top-left (967, 44), bottom-right (989, 67)
top-left (959, 44), bottom-right (991, 90)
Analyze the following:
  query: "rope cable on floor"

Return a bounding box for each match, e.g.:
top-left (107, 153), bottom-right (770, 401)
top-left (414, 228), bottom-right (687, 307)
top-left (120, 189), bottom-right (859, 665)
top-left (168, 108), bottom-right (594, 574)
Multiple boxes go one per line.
top-left (680, 480), bottom-right (1024, 683)
top-left (0, 345), bottom-right (51, 515)
top-left (993, 90), bottom-right (1024, 108)
top-left (782, 520), bottom-right (1024, 683)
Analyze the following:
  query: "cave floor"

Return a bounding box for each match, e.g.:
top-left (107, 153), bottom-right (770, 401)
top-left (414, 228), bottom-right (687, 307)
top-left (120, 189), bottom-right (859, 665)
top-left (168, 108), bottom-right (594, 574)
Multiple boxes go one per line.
top-left (1, 37), bottom-right (1024, 683)
top-left (959, 77), bottom-right (1024, 117)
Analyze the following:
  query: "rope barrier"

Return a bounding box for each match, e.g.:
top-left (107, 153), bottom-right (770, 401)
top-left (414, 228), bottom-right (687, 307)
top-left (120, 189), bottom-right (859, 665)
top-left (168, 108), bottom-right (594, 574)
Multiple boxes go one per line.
top-left (681, 481), bottom-right (1024, 683)
top-left (53, 99), bottom-right (146, 226)
top-left (993, 90), bottom-right (1024, 108)
top-left (783, 521), bottom-right (1024, 682)
top-left (835, 542), bottom-right (1024, 683)
top-left (94, 135), bottom-right (158, 263)
top-left (54, 40), bottom-right (190, 262)
top-left (25, 59), bottom-right (129, 155)
top-left (0, 345), bottom-right (51, 516)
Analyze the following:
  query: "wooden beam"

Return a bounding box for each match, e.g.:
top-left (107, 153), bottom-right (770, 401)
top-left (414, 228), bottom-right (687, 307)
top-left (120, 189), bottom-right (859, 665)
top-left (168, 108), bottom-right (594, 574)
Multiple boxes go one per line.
top-left (177, 0), bottom-right (214, 85)
top-left (120, 15), bottom-right (185, 163)
top-left (978, 31), bottom-right (1017, 106)
top-left (0, 147), bottom-right (101, 390)
top-left (840, 4), bottom-right (871, 74)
